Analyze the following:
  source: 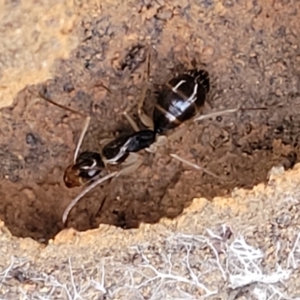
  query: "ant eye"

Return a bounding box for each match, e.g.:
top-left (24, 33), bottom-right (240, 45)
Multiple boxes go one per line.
top-left (216, 116), bottom-right (222, 122)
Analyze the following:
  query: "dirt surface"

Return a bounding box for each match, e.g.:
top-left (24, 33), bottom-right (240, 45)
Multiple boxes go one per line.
top-left (1, 0), bottom-right (300, 298)
top-left (1, 165), bottom-right (300, 299)
top-left (0, 0), bottom-right (300, 245)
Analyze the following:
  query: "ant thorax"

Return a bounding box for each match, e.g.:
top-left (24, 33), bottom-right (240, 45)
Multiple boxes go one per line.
top-left (102, 130), bottom-right (156, 164)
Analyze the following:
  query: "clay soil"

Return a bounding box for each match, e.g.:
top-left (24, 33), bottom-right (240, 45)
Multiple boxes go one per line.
top-left (0, 0), bottom-right (300, 298)
top-left (1, 0), bottom-right (300, 242)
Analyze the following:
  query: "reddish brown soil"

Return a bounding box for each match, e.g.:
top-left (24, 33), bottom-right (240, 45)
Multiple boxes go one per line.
top-left (0, 0), bottom-right (299, 242)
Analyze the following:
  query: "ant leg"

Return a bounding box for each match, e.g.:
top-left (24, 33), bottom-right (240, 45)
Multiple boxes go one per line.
top-left (155, 135), bottom-right (168, 146)
top-left (137, 46), bottom-right (155, 129)
top-left (37, 90), bottom-right (90, 163)
top-left (145, 135), bottom-right (168, 153)
top-left (117, 153), bottom-right (143, 176)
top-left (170, 153), bottom-right (226, 181)
top-left (123, 111), bottom-right (140, 132)
top-left (194, 107), bottom-right (267, 122)
top-left (123, 46), bottom-right (155, 130)
top-left (62, 171), bottom-right (118, 224)
top-left (194, 108), bottom-right (239, 122)
top-left (91, 81), bottom-right (112, 94)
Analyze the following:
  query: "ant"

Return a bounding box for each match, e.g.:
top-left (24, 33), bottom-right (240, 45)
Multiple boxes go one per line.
top-left (36, 87), bottom-right (158, 223)
top-left (37, 46), bottom-right (266, 224)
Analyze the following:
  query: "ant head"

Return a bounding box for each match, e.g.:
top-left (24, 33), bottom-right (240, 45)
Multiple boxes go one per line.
top-left (63, 151), bottom-right (105, 188)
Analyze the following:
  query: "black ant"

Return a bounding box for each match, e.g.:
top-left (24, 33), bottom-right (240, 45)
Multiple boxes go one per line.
top-left (36, 46), bottom-right (266, 224)
top-left (36, 88), bottom-right (157, 223)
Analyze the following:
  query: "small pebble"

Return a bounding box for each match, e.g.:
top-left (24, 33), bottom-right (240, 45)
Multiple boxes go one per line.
top-left (63, 82), bottom-right (74, 93)
top-left (25, 133), bottom-right (38, 146)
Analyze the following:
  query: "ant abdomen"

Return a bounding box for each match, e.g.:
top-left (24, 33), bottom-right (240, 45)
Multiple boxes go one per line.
top-left (153, 69), bottom-right (210, 134)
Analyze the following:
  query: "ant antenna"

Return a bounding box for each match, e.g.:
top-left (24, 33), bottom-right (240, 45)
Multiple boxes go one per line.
top-left (62, 171), bottom-right (119, 224)
top-left (73, 116), bottom-right (91, 163)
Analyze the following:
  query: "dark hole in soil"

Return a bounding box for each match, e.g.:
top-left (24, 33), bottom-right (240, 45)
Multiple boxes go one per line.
top-left (0, 5), bottom-right (299, 243)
